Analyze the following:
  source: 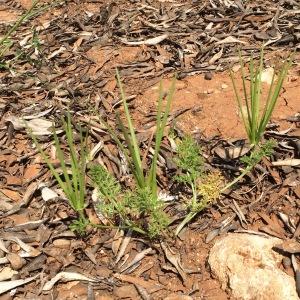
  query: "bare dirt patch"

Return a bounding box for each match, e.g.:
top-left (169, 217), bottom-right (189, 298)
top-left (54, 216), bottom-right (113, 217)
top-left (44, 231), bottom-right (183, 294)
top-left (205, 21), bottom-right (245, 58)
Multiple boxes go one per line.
top-left (136, 68), bottom-right (300, 139)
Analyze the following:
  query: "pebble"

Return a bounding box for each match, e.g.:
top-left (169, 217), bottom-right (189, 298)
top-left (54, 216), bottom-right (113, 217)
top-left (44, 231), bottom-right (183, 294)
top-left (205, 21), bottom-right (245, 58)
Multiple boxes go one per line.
top-left (204, 72), bottom-right (213, 80)
top-left (221, 83), bottom-right (228, 89)
top-left (204, 88), bottom-right (214, 94)
top-left (282, 257), bottom-right (291, 269)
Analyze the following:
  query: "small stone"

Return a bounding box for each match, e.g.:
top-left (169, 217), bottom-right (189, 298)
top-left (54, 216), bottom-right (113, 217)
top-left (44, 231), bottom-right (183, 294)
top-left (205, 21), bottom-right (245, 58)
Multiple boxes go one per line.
top-left (206, 88), bottom-right (214, 94)
top-left (232, 64), bottom-right (241, 72)
top-left (261, 67), bottom-right (275, 85)
top-left (221, 83), bottom-right (228, 89)
top-left (282, 257), bottom-right (291, 269)
top-left (208, 233), bottom-right (298, 300)
top-left (204, 72), bottom-right (213, 80)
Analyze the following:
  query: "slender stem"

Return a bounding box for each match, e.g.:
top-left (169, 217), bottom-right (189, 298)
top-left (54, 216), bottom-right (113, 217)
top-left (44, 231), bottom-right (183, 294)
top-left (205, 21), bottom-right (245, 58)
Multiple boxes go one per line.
top-left (221, 166), bottom-right (252, 193)
top-left (175, 211), bottom-right (197, 236)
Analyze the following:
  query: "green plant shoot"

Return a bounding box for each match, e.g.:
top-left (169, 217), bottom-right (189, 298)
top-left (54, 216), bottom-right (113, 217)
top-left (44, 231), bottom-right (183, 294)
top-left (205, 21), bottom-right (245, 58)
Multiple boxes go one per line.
top-left (230, 48), bottom-right (292, 145)
top-left (29, 112), bottom-right (88, 229)
top-left (115, 69), bottom-right (176, 197)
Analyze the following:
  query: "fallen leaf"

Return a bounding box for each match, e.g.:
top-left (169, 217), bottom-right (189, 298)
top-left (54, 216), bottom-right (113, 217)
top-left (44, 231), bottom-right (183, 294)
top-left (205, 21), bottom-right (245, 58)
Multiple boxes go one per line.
top-left (24, 164), bottom-right (41, 180)
top-left (161, 242), bottom-right (187, 283)
top-left (272, 159), bottom-right (300, 167)
top-left (120, 248), bottom-right (153, 273)
top-left (209, 47), bottom-right (223, 65)
top-left (115, 230), bottom-right (132, 264)
top-left (6, 116), bottom-right (53, 135)
top-left (120, 34), bottom-right (169, 46)
top-left (216, 36), bottom-right (247, 45)
top-left (0, 274), bottom-right (38, 295)
top-left (214, 144), bottom-right (252, 160)
top-left (0, 189), bottom-right (21, 202)
top-left (0, 267), bottom-right (18, 281)
top-left (274, 240), bottom-right (300, 254)
top-left (42, 272), bottom-right (98, 291)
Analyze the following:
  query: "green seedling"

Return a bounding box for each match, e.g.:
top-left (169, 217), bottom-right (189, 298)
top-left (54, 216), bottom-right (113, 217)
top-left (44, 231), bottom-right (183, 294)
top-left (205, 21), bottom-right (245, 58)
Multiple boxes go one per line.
top-left (89, 164), bottom-right (123, 218)
top-left (230, 48), bottom-right (292, 145)
top-left (89, 164), bottom-right (149, 235)
top-left (174, 136), bottom-right (223, 235)
top-left (29, 112), bottom-right (88, 232)
top-left (115, 70), bottom-right (176, 196)
top-left (91, 72), bottom-right (176, 237)
top-left (221, 139), bottom-right (276, 192)
top-left (175, 135), bottom-right (204, 208)
top-left (174, 136), bottom-right (276, 235)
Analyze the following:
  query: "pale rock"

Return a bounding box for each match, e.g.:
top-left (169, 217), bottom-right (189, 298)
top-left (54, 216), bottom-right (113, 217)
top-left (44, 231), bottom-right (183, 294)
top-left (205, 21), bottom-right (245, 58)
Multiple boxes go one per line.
top-left (232, 64), bottom-right (241, 72)
top-left (204, 88), bottom-right (214, 94)
top-left (261, 67), bottom-right (275, 85)
top-left (221, 83), bottom-right (228, 89)
top-left (208, 233), bottom-right (298, 300)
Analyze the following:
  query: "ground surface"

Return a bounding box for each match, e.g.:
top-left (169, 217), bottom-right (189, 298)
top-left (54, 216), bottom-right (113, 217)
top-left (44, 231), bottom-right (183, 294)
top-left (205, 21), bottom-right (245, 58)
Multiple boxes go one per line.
top-left (0, 1), bottom-right (299, 299)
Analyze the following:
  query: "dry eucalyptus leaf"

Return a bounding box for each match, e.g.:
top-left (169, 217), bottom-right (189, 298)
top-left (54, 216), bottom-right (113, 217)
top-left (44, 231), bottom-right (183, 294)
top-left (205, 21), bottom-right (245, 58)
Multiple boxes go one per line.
top-left (120, 248), bottom-right (153, 273)
top-left (47, 46), bottom-right (66, 60)
top-left (92, 189), bottom-right (109, 225)
top-left (5, 116), bottom-right (53, 135)
top-left (0, 274), bottom-right (38, 295)
top-left (112, 229), bottom-right (124, 256)
top-left (216, 36), bottom-right (247, 45)
top-left (42, 272), bottom-right (97, 291)
top-left (5, 237), bottom-right (40, 257)
top-left (22, 107), bottom-right (54, 120)
top-left (161, 242), bottom-right (187, 282)
top-left (214, 144), bottom-right (252, 160)
top-left (120, 33), bottom-right (169, 45)
top-left (209, 47), bottom-right (223, 65)
top-left (272, 159), bottom-right (300, 167)
top-left (274, 240), bottom-right (300, 254)
top-left (115, 230), bottom-right (132, 264)
top-left (0, 267), bottom-right (18, 281)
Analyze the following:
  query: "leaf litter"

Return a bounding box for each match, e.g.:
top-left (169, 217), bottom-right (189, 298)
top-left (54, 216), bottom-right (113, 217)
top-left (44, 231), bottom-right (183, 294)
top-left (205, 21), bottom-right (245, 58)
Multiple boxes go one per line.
top-left (0, 0), bottom-right (299, 299)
